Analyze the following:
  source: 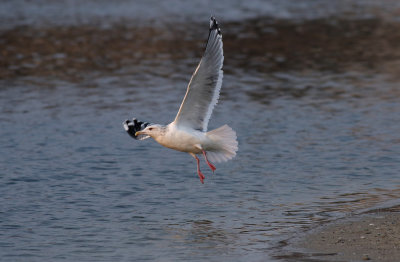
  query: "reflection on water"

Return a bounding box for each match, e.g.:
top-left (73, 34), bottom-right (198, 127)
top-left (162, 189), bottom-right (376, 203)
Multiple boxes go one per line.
top-left (1, 1), bottom-right (400, 261)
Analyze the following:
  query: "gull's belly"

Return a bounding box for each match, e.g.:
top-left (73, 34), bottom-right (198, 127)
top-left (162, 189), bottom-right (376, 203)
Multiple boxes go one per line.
top-left (155, 129), bottom-right (206, 154)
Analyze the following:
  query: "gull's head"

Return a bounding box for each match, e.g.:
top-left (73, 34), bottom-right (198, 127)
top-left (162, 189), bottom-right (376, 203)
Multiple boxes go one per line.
top-left (135, 124), bottom-right (165, 138)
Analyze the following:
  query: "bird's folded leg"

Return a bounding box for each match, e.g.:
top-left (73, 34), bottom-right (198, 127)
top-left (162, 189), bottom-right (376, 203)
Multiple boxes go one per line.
top-left (190, 153), bottom-right (205, 184)
top-left (202, 150), bottom-right (216, 173)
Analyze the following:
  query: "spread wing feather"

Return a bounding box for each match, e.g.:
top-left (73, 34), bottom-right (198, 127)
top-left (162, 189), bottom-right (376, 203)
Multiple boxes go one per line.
top-left (123, 118), bottom-right (152, 140)
top-left (173, 17), bottom-right (224, 132)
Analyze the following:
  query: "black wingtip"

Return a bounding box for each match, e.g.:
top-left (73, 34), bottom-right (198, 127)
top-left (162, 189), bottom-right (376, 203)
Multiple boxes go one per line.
top-left (209, 16), bottom-right (221, 35)
top-left (123, 118), bottom-right (151, 140)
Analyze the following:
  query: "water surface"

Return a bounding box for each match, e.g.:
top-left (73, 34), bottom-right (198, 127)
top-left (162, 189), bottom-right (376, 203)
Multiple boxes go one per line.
top-left (1, 1), bottom-right (400, 261)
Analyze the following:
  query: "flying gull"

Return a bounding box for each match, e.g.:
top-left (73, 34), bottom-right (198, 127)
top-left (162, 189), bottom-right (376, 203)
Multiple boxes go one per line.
top-left (123, 17), bottom-right (238, 183)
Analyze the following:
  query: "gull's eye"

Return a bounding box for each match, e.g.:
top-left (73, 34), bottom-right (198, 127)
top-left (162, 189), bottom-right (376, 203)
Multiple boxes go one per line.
top-left (148, 127), bottom-right (153, 131)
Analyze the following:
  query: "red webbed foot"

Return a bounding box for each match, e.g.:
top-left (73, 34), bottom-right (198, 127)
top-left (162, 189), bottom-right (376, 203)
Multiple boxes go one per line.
top-left (202, 150), bottom-right (216, 173)
top-left (191, 153), bottom-right (205, 184)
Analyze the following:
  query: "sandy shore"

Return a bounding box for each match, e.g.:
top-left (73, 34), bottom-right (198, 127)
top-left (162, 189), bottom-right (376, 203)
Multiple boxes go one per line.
top-left (2, 17), bottom-right (400, 80)
top-left (279, 206), bottom-right (400, 262)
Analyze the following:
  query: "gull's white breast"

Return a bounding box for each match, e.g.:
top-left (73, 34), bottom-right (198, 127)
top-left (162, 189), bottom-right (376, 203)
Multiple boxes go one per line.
top-left (155, 123), bottom-right (208, 154)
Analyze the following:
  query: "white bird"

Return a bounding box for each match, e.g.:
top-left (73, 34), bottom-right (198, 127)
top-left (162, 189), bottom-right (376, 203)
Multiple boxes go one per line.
top-left (123, 17), bottom-right (238, 183)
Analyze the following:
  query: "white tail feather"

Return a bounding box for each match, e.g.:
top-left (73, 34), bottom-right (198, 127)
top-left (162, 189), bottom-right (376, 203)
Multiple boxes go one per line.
top-left (206, 124), bottom-right (238, 163)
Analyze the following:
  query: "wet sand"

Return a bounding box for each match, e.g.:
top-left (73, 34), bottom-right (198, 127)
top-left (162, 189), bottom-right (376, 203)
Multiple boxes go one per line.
top-left (2, 17), bottom-right (400, 80)
top-left (279, 206), bottom-right (400, 262)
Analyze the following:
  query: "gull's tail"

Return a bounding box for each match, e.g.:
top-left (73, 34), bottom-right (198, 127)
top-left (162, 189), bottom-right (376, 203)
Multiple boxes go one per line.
top-left (205, 124), bottom-right (238, 163)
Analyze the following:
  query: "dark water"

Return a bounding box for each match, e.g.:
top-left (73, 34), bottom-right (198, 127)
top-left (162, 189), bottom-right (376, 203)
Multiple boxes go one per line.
top-left (1, 1), bottom-right (400, 261)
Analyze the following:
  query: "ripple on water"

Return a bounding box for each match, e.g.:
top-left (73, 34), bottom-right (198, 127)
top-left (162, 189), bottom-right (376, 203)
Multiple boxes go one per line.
top-left (1, 3), bottom-right (400, 261)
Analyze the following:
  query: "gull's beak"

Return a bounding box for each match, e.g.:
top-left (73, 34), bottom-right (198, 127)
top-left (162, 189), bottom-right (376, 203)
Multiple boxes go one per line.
top-left (135, 131), bottom-right (143, 136)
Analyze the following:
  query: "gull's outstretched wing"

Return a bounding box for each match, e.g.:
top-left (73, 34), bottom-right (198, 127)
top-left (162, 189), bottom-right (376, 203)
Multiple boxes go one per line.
top-left (173, 17), bottom-right (224, 132)
top-left (123, 118), bottom-right (152, 140)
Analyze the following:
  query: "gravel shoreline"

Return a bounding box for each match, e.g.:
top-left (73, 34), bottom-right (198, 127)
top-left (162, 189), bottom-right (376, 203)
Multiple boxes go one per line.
top-left (279, 206), bottom-right (400, 262)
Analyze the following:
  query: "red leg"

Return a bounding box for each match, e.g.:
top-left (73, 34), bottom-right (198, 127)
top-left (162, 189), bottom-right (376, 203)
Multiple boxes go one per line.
top-left (202, 150), bottom-right (216, 173)
top-left (191, 153), bottom-right (205, 184)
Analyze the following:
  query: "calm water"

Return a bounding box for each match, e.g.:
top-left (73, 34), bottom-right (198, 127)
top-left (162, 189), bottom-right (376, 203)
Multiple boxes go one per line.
top-left (1, 1), bottom-right (400, 261)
